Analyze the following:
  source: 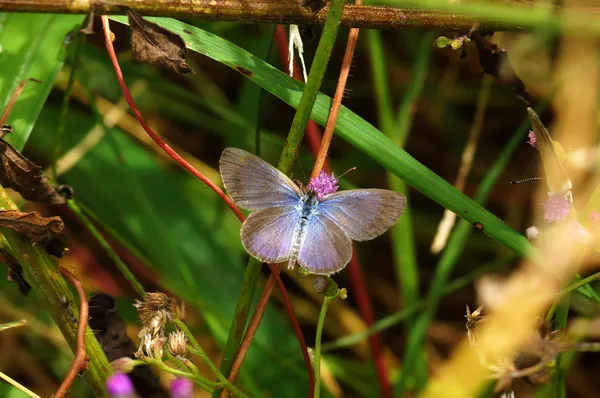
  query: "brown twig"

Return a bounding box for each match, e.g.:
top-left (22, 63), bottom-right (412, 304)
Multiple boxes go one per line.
top-left (0, 78), bottom-right (39, 125)
top-left (0, 0), bottom-right (530, 32)
top-left (54, 267), bottom-right (90, 398)
top-left (101, 14), bottom-right (313, 392)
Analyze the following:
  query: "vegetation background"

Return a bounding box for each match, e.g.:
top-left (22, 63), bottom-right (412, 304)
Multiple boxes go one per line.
top-left (1, 1), bottom-right (600, 397)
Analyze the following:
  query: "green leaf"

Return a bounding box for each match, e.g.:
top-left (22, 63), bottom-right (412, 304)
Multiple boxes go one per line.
top-left (0, 14), bottom-right (81, 151)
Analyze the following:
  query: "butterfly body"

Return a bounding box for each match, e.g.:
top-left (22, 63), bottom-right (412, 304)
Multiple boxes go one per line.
top-left (220, 148), bottom-right (405, 275)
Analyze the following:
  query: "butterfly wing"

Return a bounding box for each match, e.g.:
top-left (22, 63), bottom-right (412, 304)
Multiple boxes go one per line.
top-left (527, 108), bottom-right (572, 195)
top-left (241, 205), bottom-right (300, 263)
top-left (318, 189), bottom-right (405, 241)
top-left (220, 147), bottom-right (302, 210)
top-left (298, 215), bottom-right (352, 275)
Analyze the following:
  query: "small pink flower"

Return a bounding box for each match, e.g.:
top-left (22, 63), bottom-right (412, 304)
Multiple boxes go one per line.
top-left (106, 373), bottom-right (135, 398)
top-left (308, 171), bottom-right (339, 199)
top-left (527, 130), bottom-right (538, 149)
top-left (170, 377), bottom-right (194, 398)
top-left (543, 195), bottom-right (571, 223)
top-left (590, 209), bottom-right (600, 222)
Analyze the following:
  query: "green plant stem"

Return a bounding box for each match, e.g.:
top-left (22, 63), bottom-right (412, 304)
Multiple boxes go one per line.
top-left (164, 351), bottom-right (218, 392)
top-left (0, 187), bottom-right (112, 396)
top-left (213, 257), bottom-right (261, 396)
top-left (278, 0), bottom-right (345, 174)
top-left (68, 199), bottom-right (146, 298)
top-left (314, 295), bottom-right (334, 398)
top-left (52, 24), bottom-right (84, 181)
top-left (175, 319), bottom-right (249, 398)
top-left (215, 2), bottom-right (344, 395)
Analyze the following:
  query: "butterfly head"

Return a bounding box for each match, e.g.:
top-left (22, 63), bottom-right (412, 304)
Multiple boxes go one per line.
top-left (307, 170), bottom-right (339, 199)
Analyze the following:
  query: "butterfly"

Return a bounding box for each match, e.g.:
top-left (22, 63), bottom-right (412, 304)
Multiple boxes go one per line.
top-left (527, 107), bottom-right (573, 198)
top-left (220, 148), bottom-right (406, 275)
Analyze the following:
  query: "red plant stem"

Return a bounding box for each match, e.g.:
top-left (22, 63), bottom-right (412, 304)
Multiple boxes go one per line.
top-left (0, 78), bottom-right (39, 125)
top-left (55, 267), bottom-right (90, 398)
top-left (101, 15), bottom-right (313, 392)
top-left (100, 16), bottom-right (243, 222)
top-left (275, 18), bottom-right (392, 398)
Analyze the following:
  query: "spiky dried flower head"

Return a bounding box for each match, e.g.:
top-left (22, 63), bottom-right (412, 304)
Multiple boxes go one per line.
top-left (542, 194), bottom-right (571, 223)
top-left (133, 292), bottom-right (175, 358)
top-left (168, 330), bottom-right (188, 358)
top-left (307, 171), bottom-right (339, 199)
top-left (465, 304), bottom-right (484, 346)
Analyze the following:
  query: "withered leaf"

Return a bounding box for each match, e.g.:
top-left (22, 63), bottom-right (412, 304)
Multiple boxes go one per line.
top-left (474, 34), bottom-right (531, 104)
top-left (0, 250), bottom-right (30, 296)
top-left (0, 125), bottom-right (67, 205)
top-left (89, 293), bottom-right (168, 398)
top-left (125, 9), bottom-right (193, 74)
top-left (0, 210), bottom-right (67, 257)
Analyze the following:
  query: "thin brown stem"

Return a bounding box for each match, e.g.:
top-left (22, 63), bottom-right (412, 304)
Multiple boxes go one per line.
top-left (0, 79), bottom-right (39, 125)
top-left (220, 273), bottom-right (278, 398)
top-left (310, 23), bottom-right (359, 179)
top-left (0, 0), bottom-right (526, 32)
top-left (54, 267), bottom-right (90, 398)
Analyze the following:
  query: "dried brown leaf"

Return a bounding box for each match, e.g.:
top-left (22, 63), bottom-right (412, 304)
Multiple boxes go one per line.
top-left (125, 9), bottom-right (193, 74)
top-left (0, 249), bottom-right (30, 295)
top-left (474, 34), bottom-right (531, 104)
top-left (0, 125), bottom-right (67, 205)
top-left (0, 210), bottom-right (66, 257)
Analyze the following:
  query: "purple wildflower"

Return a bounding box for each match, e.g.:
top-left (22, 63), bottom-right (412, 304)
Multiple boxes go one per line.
top-left (170, 377), bottom-right (194, 398)
top-left (527, 130), bottom-right (538, 149)
top-left (542, 194), bottom-right (571, 223)
top-left (308, 171), bottom-right (339, 199)
top-left (106, 373), bottom-right (135, 398)
top-left (590, 209), bottom-right (600, 222)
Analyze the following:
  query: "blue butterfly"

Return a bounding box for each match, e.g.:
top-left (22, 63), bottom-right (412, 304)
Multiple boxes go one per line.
top-left (220, 148), bottom-right (406, 275)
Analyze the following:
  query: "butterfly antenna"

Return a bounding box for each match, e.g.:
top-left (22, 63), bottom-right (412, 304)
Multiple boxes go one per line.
top-left (510, 177), bottom-right (545, 185)
top-left (293, 150), bottom-right (309, 183)
top-left (338, 167), bottom-right (357, 179)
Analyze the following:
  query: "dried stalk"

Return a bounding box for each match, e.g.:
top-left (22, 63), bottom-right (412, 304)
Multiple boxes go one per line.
top-left (1, 0), bottom-right (522, 32)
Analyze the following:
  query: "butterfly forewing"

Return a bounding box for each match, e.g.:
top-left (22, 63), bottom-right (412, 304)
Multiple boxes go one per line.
top-left (318, 189), bottom-right (406, 241)
top-left (527, 108), bottom-right (572, 196)
top-left (298, 215), bottom-right (352, 275)
top-left (241, 206), bottom-right (300, 263)
top-left (220, 147), bottom-right (302, 210)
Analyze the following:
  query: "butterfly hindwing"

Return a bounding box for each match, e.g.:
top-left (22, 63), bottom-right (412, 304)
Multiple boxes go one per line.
top-left (220, 147), bottom-right (302, 210)
top-left (318, 189), bottom-right (406, 241)
top-left (241, 205), bottom-right (300, 263)
top-left (298, 215), bottom-right (352, 275)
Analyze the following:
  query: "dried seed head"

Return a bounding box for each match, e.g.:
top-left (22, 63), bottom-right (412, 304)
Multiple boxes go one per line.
top-left (168, 330), bottom-right (188, 357)
top-left (133, 292), bottom-right (175, 358)
top-left (465, 305), bottom-right (484, 346)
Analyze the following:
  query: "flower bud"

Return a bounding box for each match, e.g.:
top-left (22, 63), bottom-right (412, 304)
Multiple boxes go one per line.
top-left (312, 276), bottom-right (340, 297)
top-left (106, 373), bottom-right (135, 398)
top-left (110, 357), bottom-right (136, 374)
top-left (170, 377), bottom-right (194, 398)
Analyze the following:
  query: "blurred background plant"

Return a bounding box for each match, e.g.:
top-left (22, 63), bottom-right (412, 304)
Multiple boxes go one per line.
top-left (1, 0), bottom-right (600, 397)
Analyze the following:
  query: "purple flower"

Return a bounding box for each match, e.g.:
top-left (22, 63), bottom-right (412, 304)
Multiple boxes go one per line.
top-left (590, 209), bottom-right (600, 222)
top-left (527, 130), bottom-right (538, 149)
top-left (106, 373), bottom-right (135, 398)
top-left (307, 171), bottom-right (339, 199)
top-left (542, 194), bottom-right (571, 223)
top-left (170, 377), bottom-right (193, 398)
